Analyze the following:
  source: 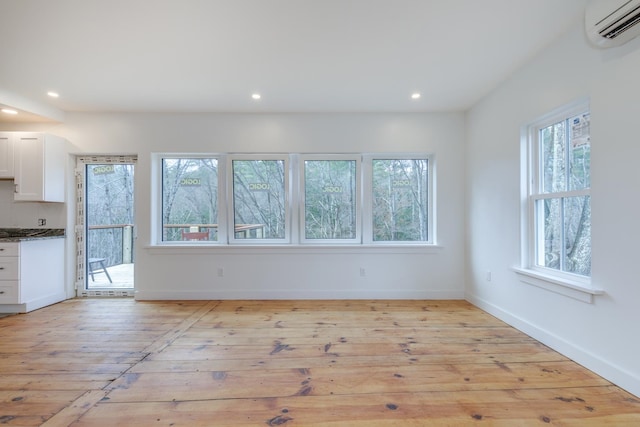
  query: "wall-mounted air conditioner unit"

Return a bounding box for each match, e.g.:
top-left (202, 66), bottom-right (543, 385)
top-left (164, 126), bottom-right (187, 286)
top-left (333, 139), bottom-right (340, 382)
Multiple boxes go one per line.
top-left (586, 0), bottom-right (640, 47)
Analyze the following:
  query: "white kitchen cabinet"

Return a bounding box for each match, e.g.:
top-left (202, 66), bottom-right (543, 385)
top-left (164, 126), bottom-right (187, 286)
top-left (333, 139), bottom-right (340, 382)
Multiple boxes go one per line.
top-left (14, 133), bottom-right (66, 202)
top-left (0, 238), bottom-right (66, 313)
top-left (0, 132), bottom-right (15, 178)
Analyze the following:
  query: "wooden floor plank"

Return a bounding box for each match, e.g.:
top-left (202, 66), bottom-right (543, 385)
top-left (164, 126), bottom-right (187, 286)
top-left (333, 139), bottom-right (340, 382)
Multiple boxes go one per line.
top-left (71, 387), bottom-right (640, 427)
top-left (172, 326), bottom-right (537, 346)
top-left (149, 341), bottom-right (556, 362)
top-left (0, 390), bottom-right (84, 426)
top-left (0, 299), bottom-right (638, 426)
top-left (133, 350), bottom-right (569, 374)
top-left (40, 390), bottom-right (109, 427)
top-left (0, 351), bottom-right (147, 365)
top-left (104, 361), bottom-right (611, 402)
top-left (141, 300), bottom-right (220, 354)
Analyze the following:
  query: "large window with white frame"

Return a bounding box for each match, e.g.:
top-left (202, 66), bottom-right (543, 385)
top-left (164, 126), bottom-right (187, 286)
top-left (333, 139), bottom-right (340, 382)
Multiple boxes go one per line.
top-left (301, 156), bottom-right (360, 243)
top-left (156, 153), bottom-right (433, 245)
top-left (230, 157), bottom-right (289, 243)
top-left (370, 157), bottom-right (430, 242)
top-left (161, 157), bottom-right (220, 242)
top-left (526, 102), bottom-right (591, 277)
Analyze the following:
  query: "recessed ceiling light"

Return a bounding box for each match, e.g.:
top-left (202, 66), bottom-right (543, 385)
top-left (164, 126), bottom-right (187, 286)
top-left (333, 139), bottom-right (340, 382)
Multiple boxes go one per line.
top-left (47, 91), bottom-right (59, 98)
top-left (411, 93), bottom-right (421, 99)
top-left (252, 93), bottom-right (261, 100)
top-left (1, 108), bottom-right (18, 115)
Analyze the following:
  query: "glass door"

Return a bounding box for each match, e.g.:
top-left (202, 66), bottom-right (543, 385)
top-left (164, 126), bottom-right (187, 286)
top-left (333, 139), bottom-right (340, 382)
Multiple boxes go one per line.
top-left (77, 156), bottom-right (136, 295)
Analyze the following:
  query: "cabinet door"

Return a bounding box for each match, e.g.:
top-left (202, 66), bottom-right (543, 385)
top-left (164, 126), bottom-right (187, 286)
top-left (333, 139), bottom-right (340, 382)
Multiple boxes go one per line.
top-left (0, 257), bottom-right (19, 280)
top-left (13, 133), bottom-right (66, 202)
top-left (0, 133), bottom-right (14, 178)
top-left (14, 134), bottom-right (45, 201)
top-left (0, 282), bottom-right (19, 304)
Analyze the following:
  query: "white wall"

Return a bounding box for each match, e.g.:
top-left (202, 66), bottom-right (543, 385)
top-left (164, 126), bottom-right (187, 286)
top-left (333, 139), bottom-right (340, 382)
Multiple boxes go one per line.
top-left (466, 25), bottom-right (640, 396)
top-left (0, 180), bottom-right (66, 228)
top-left (2, 112), bottom-right (466, 300)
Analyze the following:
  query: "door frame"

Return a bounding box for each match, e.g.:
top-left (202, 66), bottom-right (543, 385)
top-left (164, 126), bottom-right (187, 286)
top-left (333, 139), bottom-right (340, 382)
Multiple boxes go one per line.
top-left (75, 155), bottom-right (137, 297)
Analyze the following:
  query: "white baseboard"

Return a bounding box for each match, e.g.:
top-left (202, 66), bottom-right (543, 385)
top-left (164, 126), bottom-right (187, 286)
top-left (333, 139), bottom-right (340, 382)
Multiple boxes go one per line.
top-left (24, 292), bottom-right (68, 312)
top-left (135, 289), bottom-right (465, 301)
top-left (466, 292), bottom-right (640, 398)
top-left (0, 292), bottom-right (67, 313)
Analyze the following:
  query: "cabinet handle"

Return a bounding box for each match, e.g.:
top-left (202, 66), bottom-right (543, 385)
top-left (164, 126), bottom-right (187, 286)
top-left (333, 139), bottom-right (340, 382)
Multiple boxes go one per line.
top-left (0, 267), bottom-right (4, 270)
top-left (0, 291), bottom-right (4, 294)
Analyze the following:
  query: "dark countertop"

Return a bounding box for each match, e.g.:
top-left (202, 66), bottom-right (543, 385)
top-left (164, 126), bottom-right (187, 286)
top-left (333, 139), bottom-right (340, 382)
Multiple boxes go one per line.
top-left (0, 228), bottom-right (66, 242)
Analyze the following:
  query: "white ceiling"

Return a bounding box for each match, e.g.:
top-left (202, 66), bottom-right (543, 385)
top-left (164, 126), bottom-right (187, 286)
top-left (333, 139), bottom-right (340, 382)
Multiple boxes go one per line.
top-left (0, 0), bottom-right (588, 120)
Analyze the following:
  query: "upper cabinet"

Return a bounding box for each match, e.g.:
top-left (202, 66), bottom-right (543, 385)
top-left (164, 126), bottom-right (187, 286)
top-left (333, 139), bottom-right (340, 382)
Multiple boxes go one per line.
top-left (0, 133), bottom-right (15, 178)
top-left (14, 133), bottom-right (67, 202)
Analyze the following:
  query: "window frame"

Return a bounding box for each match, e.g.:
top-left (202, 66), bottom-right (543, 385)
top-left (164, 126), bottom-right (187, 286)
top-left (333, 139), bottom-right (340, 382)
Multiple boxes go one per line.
top-left (299, 154), bottom-right (362, 245)
top-left (522, 100), bottom-right (592, 286)
top-left (228, 154), bottom-right (291, 245)
top-left (155, 153), bottom-right (226, 245)
top-left (363, 154), bottom-right (434, 245)
top-left (153, 152), bottom-right (436, 247)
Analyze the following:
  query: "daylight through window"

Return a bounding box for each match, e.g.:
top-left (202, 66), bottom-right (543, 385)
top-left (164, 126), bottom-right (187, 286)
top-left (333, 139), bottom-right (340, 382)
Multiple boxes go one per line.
top-left (529, 106), bottom-right (591, 277)
top-left (157, 154), bottom-right (432, 245)
top-left (232, 159), bottom-right (286, 240)
top-left (162, 158), bottom-right (218, 242)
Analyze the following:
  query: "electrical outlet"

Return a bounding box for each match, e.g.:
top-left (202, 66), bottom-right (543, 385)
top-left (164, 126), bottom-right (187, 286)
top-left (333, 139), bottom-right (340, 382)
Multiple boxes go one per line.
top-left (217, 268), bottom-right (224, 277)
top-left (38, 218), bottom-right (46, 226)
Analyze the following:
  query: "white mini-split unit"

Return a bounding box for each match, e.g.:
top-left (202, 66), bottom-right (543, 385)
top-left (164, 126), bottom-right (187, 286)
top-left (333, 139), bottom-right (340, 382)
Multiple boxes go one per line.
top-left (586, 0), bottom-right (640, 47)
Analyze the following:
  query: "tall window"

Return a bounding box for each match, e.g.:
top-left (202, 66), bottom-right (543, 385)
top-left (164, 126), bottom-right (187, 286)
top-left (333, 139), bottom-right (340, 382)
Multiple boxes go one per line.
top-left (303, 158), bottom-right (358, 241)
top-left (372, 158), bottom-right (429, 242)
top-left (529, 105), bottom-right (591, 277)
top-left (232, 158), bottom-right (287, 241)
top-left (161, 157), bottom-right (218, 242)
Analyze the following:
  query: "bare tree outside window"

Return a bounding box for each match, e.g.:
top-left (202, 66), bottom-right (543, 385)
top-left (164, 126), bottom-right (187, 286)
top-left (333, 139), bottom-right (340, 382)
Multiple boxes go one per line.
top-left (232, 160), bottom-right (286, 239)
top-left (162, 158), bottom-right (218, 241)
top-left (86, 164), bottom-right (135, 266)
top-left (536, 112), bottom-right (591, 276)
top-left (372, 159), bottom-right (428, 241)
top-left (304, 160), bottom-right (357, 239)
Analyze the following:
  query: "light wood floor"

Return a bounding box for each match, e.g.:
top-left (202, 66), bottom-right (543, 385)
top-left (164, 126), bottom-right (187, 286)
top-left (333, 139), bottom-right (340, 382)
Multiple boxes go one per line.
top-left (0, 299), bottom-right (638, 426)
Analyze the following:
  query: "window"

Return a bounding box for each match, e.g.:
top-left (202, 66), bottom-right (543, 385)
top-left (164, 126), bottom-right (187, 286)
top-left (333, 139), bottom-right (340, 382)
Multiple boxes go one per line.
top-left (156, 153), bottom-right (433, 246)
top-left (302, 157), bottom-right (359, 242)
top-left (371, 158), bottom-right (429, 242)
top-left (231, 158), bottom-right (288, 242)
top-left (161, 157), bottom-right (219, 242)
top-left (527, 104), bottom-right (591, 277)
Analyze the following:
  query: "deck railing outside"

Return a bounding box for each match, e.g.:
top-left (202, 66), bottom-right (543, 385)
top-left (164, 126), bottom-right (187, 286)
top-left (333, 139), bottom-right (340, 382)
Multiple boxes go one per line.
top-left (86, 223), bottom-right (266, 270)
top-left (87, 224), bottom-right (134, 268)
top-left (163, 224), bottom-right (265, 240)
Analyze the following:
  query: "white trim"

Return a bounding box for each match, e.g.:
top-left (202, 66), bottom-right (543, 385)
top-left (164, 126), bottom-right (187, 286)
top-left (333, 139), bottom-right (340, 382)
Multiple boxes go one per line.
top-left (229, 155), bottom-right (291, 244)
top-left (136, 288), bottom-right (463, 301)
top-left (299, 154), bottom-right (361, 244)
top-left (521, 99), bottom-right (591, 279)
top-left (78, 290), bottom-right (134, 297)
top-left (466, 293), bottom-right (640, 398)
top-left (362, 154), bottom-right (433, 245)
top-left (153, 154), bottom-right (223, 245)
top-left (76, 155), bottom-right (137, 296)
top-left (532, 189), bottom-right (590, 200)
top-left (0, 292), bottom-right (67, 314)
top-left (512, 267), bottom-right (603, 303)
top-left (146, 244), bottom-right (444, 256)
top-left (153, 152), bottom-right (436, 247)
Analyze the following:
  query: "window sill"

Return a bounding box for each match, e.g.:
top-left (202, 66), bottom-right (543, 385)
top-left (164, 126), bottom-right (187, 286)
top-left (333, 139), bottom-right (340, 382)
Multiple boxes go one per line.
top-left (512, 267), bottom-right (604, 303)
top-left (145, 244), bottom-right (443, 255)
